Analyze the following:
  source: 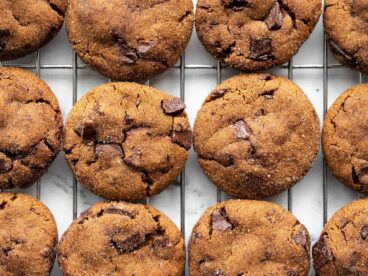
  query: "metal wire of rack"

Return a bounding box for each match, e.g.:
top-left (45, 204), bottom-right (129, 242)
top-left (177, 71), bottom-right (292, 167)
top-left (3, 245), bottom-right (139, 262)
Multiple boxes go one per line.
top-left (0, 17), bottom-right (366, 275)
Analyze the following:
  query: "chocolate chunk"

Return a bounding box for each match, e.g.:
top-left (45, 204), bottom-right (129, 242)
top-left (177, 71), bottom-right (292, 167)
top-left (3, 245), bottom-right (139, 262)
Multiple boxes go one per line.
top-left (78, 208), bottom-right (92, 224)
top-left (292, 225), bottom-right (309, 251)
top-left (119, 44), bottom-right (139, 64)
top-left (137, 41), bottom-right (152, 55)
top-left (104, 206), bottom-right (135, 218)
top-left (0, 154), bottom-right (12, 173)
top-left (162, 97), bottom-right (186, 115)
top-left (261, 90), bottom-right (276, 99)
top-left (313, 236), bottom-right (334, 271)
top-left (172, 129), bottom-right (192, 150)
top-left (361, 225), bottom-right (368, 240)
top-left (329, 40), bottom-right (354, 63)
top-left (112, 233), bottom-right (146, 254)
top-left (211, 209), bottom-right (233, 231)
top-left (152, 236), bottom-right (170, 250)
top-left (223, 0), bottom-right (248, 11)
top-left (218, 153), bottom-right (234, 167)
top-left (249, 38), bottom-right (272, 60)
top-left (352, 166), bottom-right (360, 184)
top-left (208, 89), bottom-right (229, 101)
top-left (233, 120), bottom-right (251, 140)
top-left (75, 124), bottom-right (97, 140)
top-left (264, 2), bottom-right (283, 30)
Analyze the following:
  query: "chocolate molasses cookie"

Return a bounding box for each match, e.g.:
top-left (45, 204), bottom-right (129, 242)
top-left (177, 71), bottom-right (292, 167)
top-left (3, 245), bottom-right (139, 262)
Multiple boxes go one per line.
top-left (58, 201), bottom-right (185, 276)
top-left (0, 0), bottom-right (67, 61)
top-left (66, 0), bottom-right (193, 81)
top-left (313, 199), bottom-right (368, 275)
top-left (0, 67), bottom-right (63, 190)
top-left (323, 84), bottom-right (368, 194)
top-left (64, 82), bottom-right (192, 201)
top-left (195, 0), bottom-right (321, 71)
top-left (194, 73), bottom-right (320, 199)
top-left (324, 0), bottom-right (368, 73)
top-left (0, 192), bottom-right (58, 275)
top-left (189, 200), bottom-right (311, 275)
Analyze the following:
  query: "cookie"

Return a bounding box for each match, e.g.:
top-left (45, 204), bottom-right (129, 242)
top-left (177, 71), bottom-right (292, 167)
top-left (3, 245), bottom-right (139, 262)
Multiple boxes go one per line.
top-left (0, 67), bottom-right (63, 190)
top-left (193, 73), bottom-right (320, 199)
top-left (64, 82), bottom-right (192, 201)
top-left (58, 201), bottom-right (185, 276)
top-left (0, 0), bottom-right (67, 61)
top-left (323, 84), bottom-right (368, 194)
top-left (189, 200), bottom-right (311, 275)
top-left (313, 199), bottom-right (368, 275)
top-left (0, 192), bottom-right (58, 275)
top-left (195, 0), bottom-right (321, 71)
top-left (66, 0), bottom-right (193, 81)
top-left (324, 0), bottom-right (368, 73)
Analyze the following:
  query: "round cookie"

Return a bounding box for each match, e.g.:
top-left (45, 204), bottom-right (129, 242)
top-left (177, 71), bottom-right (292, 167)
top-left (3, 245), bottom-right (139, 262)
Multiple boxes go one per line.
top-left (64, 82), bottom-right (192, 201)
top-left (195, 0), bottom-right (321, 71)
top-left (324, 0), bottom-right (368, 73)
top-left (0, 67), bottom-right (63, 190)
top-left (189, 200), bottom-right (311, 275)
top-left (313, 199), bottom-right (368, 275)
top-left (66, 0), bottom-right (193, 81)
top-left (58, 201), bottom-right (185, 276)
top-left (323, 84), bottom-right (368, 194)
top-left (0, 192), bottom-right (58, 275)
top-left (0, 0), bottom-right (67, 61)
top-left (193, 73), bottom-right (320, 199)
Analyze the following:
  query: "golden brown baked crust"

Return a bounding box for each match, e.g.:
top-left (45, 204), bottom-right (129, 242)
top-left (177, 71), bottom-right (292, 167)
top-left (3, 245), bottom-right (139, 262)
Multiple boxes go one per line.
top-left (0, 0), bottom-right (67, 60)
top-left (66, 0), bottom-right (193, 81)
top-left (313, 199), bottom-right (368, 275)
top-left (58, 201), bottom-right (185, 276)
top-left (189, 200), bottom-right (311, 275)
top-left (323, 83), bottom-right (368, 194)
top-left (64, 82), bottom-right (192, 201)
top-left (193, 73), bottom-right (320, 199)
top-left (0, 67), bottom-right (63, 190)
top-left (0, 192), bottom-right (58, 276)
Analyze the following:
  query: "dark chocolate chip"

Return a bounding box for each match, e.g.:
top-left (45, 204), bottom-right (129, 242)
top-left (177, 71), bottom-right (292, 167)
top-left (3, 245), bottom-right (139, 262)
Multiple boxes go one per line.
top-left (78, 208), bottom-right (92, 224)
top-left (312, 236), bottom-right (334, 271)
top-left (264, 2), bottom-right (283, 30)
top-left (104, 206), bottom-right (135, 218)
top-left (292, 225), bottom-right (309, 253)
top-left (119, 44), bottom-right (139, 64)
top-left (208, 89), bottom-right (229, 101)
top-left (223, 0), bottom-right (248, 11)
top-left (218, 153), bottom-right (234, 167)
top-left (249, 37), bottom-right (272, 60)
top-left (233, 120), bottom-right (251, 140)
top-left (211, 209), bottom-right (233, 231)
top-left (112, 233), bottom-right (146, 254)
top-left (161, 97), bottom-right (186, 115)
top-left (137, 40), bottom-right (152, 55)
top-left (361, 225), bottom-right (368, 240)
top-left (96, 144), bottom-right (124, 158)
top-left (0, 201), bottom-right (7, 210)
top-left (172, 129), bottom-right (192, 150)
top-left (259, 74), bottom-right (273, 81)
top-left (352, 166), bottom-right (360, 184)
top-left (261, 90), bottom-right (276, 99)
top-left (329, 40), bottom-right (354, 63)
top-left (75, 124), bottom-right (97, 140)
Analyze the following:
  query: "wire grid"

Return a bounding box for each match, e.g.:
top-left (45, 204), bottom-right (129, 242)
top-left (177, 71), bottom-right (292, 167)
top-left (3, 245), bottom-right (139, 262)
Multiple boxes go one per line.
top-left (0, 16), bottom-right (366, 274)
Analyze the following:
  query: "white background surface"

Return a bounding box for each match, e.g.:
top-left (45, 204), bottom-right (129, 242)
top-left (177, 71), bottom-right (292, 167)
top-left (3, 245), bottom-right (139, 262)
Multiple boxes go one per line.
top-left (1, 1), bottom-right (364, 275)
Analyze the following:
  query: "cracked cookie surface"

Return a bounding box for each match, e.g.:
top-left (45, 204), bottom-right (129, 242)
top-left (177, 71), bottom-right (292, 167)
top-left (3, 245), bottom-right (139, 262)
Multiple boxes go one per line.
top-left (66, 0), bottom-right (193, 81)
top-left (0, 192), bottom-right (58, 276)
top-left (58, 201), bottom-right (185, 276)
top-left (324, 0), bottom-right (368, 73)
top-left (189, 200), bottom-right (311, 276)
top-left (195, 0), bottom-right (321, 71)
top-left (64, 82), bottom-right (192, 201)
top-left (323, 84), bottom-right (368, 194)
top-left (193, 73), bottom-right (320, 199)
top-left (0, 67), bottom-right (63, 190)
top-left (0, 0), bottom-right (67, 61)
top-left (313, 199), bottom-right (368, 275)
